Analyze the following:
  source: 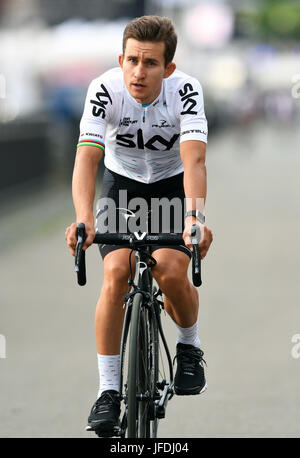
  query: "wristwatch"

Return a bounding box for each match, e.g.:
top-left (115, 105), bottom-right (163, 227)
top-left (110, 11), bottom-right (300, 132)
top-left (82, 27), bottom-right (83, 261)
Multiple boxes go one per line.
top-left (185, 210), bottom-right (205, 224)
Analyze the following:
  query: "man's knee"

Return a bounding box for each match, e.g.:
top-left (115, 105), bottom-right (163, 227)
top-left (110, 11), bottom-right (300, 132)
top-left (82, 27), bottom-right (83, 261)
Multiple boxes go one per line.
top-left (103, 251), bottom-right (134, 293)
top-left (152, 259), bottom-right (188, 291)
top-left (104, 263), bottom-right (130, 286)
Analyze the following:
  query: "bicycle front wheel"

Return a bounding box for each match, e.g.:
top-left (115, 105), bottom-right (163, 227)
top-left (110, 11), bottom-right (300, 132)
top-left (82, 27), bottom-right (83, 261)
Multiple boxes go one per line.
top-left (127, 292), bottom-right (155, 438)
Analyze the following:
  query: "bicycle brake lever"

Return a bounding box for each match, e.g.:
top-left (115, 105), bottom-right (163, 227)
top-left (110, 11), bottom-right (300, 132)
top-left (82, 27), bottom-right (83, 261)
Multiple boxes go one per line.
top-left (75, 223), bottom-right (87, 286)
top-left (191, 224), bottom-right (202, 287)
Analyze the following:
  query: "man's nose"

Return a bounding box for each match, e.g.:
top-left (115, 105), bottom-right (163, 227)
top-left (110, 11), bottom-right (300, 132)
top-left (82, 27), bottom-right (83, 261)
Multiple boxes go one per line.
top-left (134, 63), bottom-right (146, 79)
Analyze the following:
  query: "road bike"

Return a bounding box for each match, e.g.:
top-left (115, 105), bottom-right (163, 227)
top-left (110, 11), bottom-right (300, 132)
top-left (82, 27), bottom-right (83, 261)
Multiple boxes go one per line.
top-left (75, 223), bottom-right (202, 438)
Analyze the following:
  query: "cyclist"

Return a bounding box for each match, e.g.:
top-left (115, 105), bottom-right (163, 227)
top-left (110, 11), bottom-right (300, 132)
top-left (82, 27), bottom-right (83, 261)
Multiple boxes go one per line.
top-left (65, 15), bottom-right (213, 436)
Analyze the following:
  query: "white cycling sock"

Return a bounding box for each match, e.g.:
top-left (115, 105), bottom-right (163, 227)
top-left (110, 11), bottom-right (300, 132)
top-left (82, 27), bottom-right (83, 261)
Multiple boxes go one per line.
top-left (97, 354), bottom-right (120, 399)
top-left (175, 321), bottom-right (201, 349)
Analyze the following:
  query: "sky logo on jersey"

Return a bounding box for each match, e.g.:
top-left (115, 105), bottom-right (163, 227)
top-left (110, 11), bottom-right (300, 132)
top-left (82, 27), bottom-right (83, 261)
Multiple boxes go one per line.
top-left (90, 83), bottom-right (112, 119)
top-left (179, 83), bottom-right (199, 115)
top-left (116, 129), bottom-right (179, 151)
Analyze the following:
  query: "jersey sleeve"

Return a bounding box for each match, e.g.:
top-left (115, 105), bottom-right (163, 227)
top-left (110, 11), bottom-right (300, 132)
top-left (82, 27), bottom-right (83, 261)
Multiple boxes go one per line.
top-left (177, 78), bottom-right (208, 144)
top-left (77, 77), bottom-right (114, 153)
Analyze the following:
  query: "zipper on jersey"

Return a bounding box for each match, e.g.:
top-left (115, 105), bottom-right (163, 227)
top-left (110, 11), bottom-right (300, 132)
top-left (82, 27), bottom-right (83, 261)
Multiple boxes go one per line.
top-left (142, 105), bottom-right (149, 123)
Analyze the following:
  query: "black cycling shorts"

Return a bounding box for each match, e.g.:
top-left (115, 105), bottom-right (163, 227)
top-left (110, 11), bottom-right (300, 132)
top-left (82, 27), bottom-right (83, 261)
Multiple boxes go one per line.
top-left (96, 168), bottom-right (191, 259)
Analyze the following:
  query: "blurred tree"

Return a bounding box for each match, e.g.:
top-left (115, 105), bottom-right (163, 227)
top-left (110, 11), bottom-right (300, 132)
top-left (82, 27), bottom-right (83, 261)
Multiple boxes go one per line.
top-left (235, 0), bottom-right (300, 40)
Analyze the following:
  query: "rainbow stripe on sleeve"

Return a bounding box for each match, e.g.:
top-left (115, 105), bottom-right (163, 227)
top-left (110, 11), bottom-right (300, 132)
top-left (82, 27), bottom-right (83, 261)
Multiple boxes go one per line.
top-left (77, 139), bottom-right (105, 152)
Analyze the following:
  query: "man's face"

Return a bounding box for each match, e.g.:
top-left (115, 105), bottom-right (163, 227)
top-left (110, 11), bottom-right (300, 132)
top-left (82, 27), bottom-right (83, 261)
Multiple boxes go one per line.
top-left (119, 38), bottom-right (175, 104)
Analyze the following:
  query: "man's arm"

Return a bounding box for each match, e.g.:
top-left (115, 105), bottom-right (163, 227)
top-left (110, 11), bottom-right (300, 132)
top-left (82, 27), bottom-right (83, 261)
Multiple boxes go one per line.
top-left (180, 140), bottom-right (206, 212)
top-left (72, 145), bottom-right (103, 221)
top-left (65, 145), bottom-right (103, 255)
top-left (180, 140), bottom-right (213, 258)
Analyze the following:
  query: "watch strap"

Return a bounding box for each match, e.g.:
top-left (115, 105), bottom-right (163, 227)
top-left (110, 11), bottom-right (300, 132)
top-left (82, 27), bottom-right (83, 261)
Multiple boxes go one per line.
top-left (185, 210), bottom-right (205, 224)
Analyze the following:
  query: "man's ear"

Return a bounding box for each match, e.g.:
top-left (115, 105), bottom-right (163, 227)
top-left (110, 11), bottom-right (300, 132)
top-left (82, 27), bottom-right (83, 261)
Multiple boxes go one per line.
top-left (119, 54), bottom-right (124, 68)
top-left (164, 62), bottom-right (176, 79)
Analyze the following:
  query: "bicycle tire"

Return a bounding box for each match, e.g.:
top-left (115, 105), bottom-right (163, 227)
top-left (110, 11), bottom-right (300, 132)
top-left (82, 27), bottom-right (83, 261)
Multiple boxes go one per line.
top-left (125, 256), bottom-right (163, 438)
top-left (127, 291), bottom-right (144, 437)
top-left (138, 303), bottom-right (160, 438)
top-left (137, 305), bottom-right (150, 436)
top-left (148, 303), bottom-right (159, 437)
top-left (127, 293), bottom-right (160, 437)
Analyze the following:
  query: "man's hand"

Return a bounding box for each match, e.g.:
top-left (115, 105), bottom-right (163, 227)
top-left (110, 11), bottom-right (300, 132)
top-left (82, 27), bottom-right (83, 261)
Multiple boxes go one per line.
top-left (183, 217), bottom-right (213, 259)
top-left (65, 218), bottom-right (95, 256)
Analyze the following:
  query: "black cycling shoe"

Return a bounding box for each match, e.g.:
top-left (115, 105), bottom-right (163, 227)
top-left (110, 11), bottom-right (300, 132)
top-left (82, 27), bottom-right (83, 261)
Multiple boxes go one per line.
top-left (86, 390), bottom-right (120, 437)
top-left (173, 343), bottom-right (207, 395)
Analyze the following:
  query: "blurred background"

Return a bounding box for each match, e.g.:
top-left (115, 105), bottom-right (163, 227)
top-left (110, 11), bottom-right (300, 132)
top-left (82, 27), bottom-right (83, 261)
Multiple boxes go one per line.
top-left (1, 0), bottom-right (300, 438)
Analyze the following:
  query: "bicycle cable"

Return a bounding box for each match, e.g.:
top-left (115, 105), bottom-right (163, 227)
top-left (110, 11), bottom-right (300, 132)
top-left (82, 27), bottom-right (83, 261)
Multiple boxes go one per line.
top-left (127, 246), bottom-right (157, 287)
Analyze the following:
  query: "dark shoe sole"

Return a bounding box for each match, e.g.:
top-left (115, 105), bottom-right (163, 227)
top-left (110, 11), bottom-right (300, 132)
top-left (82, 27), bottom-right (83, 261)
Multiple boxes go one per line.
top-left (174, 382), bottom-right (207, 396)
top-left (86, 420), bottom-right (120, 437)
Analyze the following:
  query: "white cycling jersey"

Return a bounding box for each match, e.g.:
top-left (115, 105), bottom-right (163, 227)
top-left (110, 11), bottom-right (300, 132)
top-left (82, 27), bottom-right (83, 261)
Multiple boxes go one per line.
top-left (78, 67), bottom-right (208, 184)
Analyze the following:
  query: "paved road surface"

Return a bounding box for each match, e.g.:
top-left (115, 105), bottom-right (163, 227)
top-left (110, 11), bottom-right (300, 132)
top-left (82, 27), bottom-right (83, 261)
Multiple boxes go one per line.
top-left (1, 120), bottom-right (300, 437)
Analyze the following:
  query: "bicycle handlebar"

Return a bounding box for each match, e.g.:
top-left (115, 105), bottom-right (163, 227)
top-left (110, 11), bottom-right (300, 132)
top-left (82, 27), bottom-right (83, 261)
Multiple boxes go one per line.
top-left (75, 223), bottom-right (202, 287)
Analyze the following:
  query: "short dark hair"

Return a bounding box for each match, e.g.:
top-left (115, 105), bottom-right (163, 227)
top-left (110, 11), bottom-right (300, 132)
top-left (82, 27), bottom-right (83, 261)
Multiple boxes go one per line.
top-left (122, 15), bottom-right (177, 66)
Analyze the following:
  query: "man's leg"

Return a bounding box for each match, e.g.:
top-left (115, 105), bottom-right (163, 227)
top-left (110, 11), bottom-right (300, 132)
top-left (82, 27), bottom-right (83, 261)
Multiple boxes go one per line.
top-left (95, 248), bottom-right (135, 394)
top-left (87, 248), bottom-right (134, 433)
top-left (151, 248), bottom-right (198, 326)
top-left (95, 248), bottom-right (133, 355)
top-left (151, 248), bottom-right (207, 395)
